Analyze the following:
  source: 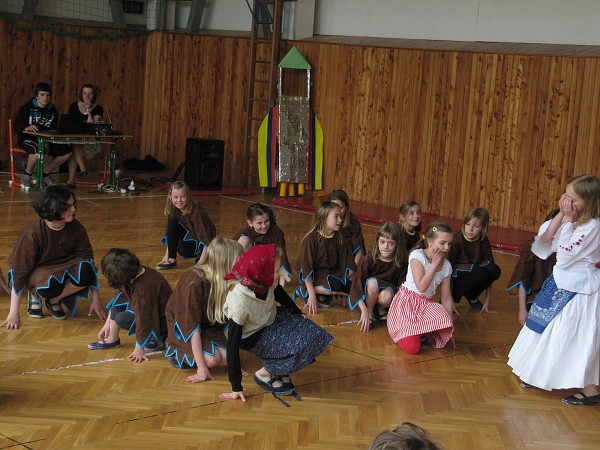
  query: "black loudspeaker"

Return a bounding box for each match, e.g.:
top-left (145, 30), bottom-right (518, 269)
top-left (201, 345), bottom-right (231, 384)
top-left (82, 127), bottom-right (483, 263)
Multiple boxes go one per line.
top-left (184, 138), bottom-right (224, 190)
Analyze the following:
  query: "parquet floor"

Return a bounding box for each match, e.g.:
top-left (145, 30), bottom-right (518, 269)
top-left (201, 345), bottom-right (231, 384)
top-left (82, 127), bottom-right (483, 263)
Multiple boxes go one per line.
top-left (0, 174), bottom-right (599, 449)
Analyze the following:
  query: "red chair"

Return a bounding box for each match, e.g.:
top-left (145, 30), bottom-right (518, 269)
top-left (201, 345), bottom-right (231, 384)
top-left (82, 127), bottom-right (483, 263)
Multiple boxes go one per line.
top-left (8, 119), bottom-right (28, 188)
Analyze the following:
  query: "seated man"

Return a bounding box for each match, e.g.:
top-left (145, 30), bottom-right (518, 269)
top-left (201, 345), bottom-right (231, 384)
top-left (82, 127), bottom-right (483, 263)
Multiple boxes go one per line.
top-left (13, 82), bottom-right (72, 188)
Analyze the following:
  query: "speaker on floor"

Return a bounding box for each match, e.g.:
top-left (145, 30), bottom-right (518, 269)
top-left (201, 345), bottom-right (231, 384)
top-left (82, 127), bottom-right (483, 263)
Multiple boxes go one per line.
top-left (184, 138), bottom-right (224, 190)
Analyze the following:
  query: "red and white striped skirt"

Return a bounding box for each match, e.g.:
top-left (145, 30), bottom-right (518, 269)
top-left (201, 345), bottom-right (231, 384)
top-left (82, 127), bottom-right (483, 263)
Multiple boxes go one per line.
top-left (387, 286), bottom-right (453, 348)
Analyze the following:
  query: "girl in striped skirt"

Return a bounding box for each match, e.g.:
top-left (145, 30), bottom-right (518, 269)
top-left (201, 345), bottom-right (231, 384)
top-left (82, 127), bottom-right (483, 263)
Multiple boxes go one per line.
top-left (387, 222), bottom-right (455, 355)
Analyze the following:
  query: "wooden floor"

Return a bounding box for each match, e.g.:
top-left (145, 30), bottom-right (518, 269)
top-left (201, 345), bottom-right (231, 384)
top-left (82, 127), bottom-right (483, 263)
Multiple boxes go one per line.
top-left (0, 173), bottom-right (599, 450)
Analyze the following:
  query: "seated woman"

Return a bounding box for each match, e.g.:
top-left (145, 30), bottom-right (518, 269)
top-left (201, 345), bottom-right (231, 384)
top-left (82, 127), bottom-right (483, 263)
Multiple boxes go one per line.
top-left (2, 186), bottom-right (106, 329)
top-left (66, 84), bottom-right (105, 189)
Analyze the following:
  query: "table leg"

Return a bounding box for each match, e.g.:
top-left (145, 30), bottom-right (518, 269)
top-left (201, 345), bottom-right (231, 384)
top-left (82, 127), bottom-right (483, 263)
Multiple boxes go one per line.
top-left (108, 140), bottom-right (117, 186)
top-left (31, 137), bottom-right (45, 191)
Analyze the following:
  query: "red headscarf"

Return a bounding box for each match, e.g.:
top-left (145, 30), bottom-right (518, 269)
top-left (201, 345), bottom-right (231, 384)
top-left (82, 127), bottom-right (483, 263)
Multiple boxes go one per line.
top-left (224, 244), bottom-right (276, 295)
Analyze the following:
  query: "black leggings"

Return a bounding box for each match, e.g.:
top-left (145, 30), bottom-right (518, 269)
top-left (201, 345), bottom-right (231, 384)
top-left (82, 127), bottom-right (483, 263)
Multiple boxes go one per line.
top-left (165, 220), bottom-right (201, 259)
top-left (36, 262), bottom-right (97, 300)
top-left (451, 263), bottom-right (501, 303)
top-left (110, 304), bottom-right (136, 332)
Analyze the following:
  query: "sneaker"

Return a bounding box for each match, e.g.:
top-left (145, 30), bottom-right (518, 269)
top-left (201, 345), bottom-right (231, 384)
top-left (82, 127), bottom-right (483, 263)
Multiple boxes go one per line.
top-left (43, 175), bottom-right (58, 186)
top-left (317, 295), bottom-right (332, 308)
top-left (156, 260), bottom-right (177, 270)
top-left (21, 174), bottom-right (32, 188)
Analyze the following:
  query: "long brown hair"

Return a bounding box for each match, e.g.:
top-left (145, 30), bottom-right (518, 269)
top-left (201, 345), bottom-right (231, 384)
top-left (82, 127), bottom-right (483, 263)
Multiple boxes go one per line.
top-left (371, 222), bottom-right (405, 268)
top-left (302, 201), bottom-right (345, 247)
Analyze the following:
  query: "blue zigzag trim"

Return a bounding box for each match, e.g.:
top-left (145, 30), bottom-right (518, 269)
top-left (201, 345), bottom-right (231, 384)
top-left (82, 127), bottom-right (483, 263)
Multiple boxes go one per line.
top-left (173, 321), bottom-right (200, 343)
top-left (505, 280), bottom-right (532, 295)
top-left (161, 221), bottom-right (208, 260)
top-left (136, 329), bottom-right (161, 349)
top-left (7, 261), bottom-right (99, 316)
top-left (294, 271), bottom-right (354, 301)
top-left (347, 277), bottom-right (395, 310)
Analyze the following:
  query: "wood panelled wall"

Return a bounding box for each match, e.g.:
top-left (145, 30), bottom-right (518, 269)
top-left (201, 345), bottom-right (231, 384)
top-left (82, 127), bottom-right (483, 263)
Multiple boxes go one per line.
top-left (0, 20), bottom-right (147, 160)
top-left (2, 19), bottom-right (600, 232)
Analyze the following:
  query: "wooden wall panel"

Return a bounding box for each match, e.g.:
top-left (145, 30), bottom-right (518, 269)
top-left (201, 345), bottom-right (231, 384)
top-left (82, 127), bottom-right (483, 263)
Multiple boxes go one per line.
top-left (2, 19), bottom-right (600, 232)
top-left (0, 20), bottom-right (147, 163)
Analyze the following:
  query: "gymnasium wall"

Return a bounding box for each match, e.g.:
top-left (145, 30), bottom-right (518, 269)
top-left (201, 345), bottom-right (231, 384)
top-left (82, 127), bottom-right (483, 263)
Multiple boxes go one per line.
top-left (1, 20), bottom-right (599, 232)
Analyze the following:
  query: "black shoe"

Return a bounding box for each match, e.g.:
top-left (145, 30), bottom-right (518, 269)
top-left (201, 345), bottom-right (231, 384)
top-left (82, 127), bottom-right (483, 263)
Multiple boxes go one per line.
top-left (156, 260), bottom-right (177, 270)
top-left (66, 183), bottom-right (77, 189)
top-left (27, 291), bottom-right (43, 318)
top-left (468, 298), bottom-right (484, 309)
top-left (45, 299), bottom-right (67, 320)
top-left (253, 374), bottom-right (293, 395)
top-left (317, 295), bottom-right (332, 308)
top-left (562, 392), bottom-right (600, 405)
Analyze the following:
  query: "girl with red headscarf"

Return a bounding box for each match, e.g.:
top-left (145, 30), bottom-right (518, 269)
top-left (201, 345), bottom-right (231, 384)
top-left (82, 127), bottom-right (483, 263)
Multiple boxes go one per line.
top-left (219, 244), bottom-right (332, 404)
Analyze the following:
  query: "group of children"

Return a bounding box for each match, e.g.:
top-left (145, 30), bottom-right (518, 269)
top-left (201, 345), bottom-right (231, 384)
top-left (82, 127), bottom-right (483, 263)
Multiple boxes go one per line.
top-left (3, 174), bottom-right (600, 406)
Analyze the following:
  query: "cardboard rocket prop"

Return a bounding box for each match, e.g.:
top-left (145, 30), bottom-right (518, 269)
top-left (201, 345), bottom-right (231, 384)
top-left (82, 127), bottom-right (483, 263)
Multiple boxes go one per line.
top-left (258, 47), bottom-right (323, 196)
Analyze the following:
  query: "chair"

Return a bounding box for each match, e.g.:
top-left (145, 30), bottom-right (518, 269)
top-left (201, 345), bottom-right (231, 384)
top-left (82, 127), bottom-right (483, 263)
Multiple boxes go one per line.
top-left (8, 119), bottom-right (27, 188)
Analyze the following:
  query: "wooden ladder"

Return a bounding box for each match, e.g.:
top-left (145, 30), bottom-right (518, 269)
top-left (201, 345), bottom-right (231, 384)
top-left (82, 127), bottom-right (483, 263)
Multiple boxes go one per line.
top-left (242, 0), bottom-right (283, 188)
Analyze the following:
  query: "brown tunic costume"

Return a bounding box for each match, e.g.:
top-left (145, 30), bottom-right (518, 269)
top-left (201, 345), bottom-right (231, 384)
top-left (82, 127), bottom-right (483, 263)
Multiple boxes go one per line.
top-left (399, 226), bottom-right (420, 254)
top-left (448, 233), bottom-right (495, 271)
top-left (8, 218), bottom-right (96, 295)
top-left (165, 268), bottom-right (228, 368)
top-left (348, 255), bottom-right (406, 309)
top-left (448, 232), bottom-right (501, 303)
top-left (233, 222), bottom-right (292, 274)
top-left (117, 266), bottom-right (172, 347)
top-left (506, 237), bottom-right (557, 302)
top-left (340, 212), bottom-right (366, 256)
top-left (296, 230), bottom-right (356, 298)
top-left (166, 200), bottom-right (217, 249)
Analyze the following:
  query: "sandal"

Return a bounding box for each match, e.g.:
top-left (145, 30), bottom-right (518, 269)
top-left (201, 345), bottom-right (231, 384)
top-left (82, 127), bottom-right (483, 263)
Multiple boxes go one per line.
top-left (562, 392), bottom-right (600, 405)
top-left (45, 299), bottom-right (67, 320)
top-left (27, 290), bottom-right (44, 319)
top-left (253, 374), bottom-right (293, 395)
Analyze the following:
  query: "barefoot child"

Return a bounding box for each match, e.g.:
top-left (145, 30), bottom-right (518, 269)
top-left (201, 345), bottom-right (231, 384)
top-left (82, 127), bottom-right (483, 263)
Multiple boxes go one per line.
top-left (89, 248), bottom-right (173, 363)
top-left (387, 222), bottom-right (455, 355)
top-left (349, 222), bottom-right (407, 332)
top-left (165, 238), bottom-right (243, 382)
top-left (219, 244), bottom-right (333, 404)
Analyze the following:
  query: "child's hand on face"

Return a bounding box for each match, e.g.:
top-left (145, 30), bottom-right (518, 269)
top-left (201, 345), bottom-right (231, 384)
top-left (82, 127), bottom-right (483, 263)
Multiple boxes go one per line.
top-left (430, 247), bottom-right (445, 267)
top-left (559, 194), bottom-right (577, 222)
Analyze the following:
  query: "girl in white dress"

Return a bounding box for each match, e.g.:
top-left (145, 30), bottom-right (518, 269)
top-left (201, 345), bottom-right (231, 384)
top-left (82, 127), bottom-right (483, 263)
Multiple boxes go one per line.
top-left (508, 174), bottom-right (600, 405)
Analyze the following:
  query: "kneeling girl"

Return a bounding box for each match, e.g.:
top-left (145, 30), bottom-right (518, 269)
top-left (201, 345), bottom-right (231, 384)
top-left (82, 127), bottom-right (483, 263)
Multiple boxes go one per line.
top-left (387, 222), bottom-right (455, 355)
